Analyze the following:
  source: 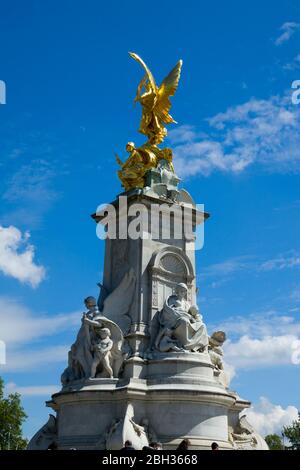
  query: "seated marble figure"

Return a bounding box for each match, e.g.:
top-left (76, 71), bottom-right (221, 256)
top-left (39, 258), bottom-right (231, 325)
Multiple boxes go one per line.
top-left (149, 283), bottom-right (209, 355)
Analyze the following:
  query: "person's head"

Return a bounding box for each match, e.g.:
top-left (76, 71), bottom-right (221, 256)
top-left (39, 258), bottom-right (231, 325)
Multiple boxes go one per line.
top-left (99, 328), bottom-right (111, 339)
top-left (126, 142), bottom-right (135, 153)
top-left (153, 442), bottom-right (162, 450)
top-left (124, 440), bottom-right (133, 447)
top-left (176, 283), bottom-right (188, 299)
top-left (84, 296), bottom-right (96, 309)
top-left (148, 441), bottom-right (162, 450)
top-left (211, 442), bottom-right (219, 450)
top-left (47, 442), bottom-right (58, 450)
top-left (177, 438), bottom-right (190, 450)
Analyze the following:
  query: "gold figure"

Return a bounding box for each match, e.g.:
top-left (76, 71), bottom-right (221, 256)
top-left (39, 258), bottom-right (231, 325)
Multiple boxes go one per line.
top-left (116, 142), bottom-right (156, 191)
top-left (116, 53), bottom-right (182, 190)
top-left (129, 52), bottom-right (183, 145)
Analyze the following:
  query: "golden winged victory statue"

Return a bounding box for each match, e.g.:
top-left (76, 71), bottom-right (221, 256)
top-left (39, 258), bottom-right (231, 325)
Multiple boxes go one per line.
top-left (116, 53), bottom-right (183, 191)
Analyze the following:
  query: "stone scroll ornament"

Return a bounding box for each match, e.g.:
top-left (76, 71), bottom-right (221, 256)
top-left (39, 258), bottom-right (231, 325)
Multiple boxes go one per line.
top-left (147, 283), bottom-right (209, 356)
top-left (61, 270), bottom-right (136, 383)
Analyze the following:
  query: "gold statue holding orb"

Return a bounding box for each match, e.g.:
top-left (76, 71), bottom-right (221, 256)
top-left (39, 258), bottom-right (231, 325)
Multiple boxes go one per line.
top-left (116, 52), bottom-right (182, 190)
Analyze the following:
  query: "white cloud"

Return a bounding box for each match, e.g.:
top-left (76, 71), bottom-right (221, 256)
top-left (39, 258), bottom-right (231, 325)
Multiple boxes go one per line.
top-left (224, 334), bottom-right (299, 369)
top-left (0, 226), bottom-right (45, 287)
top-left (209, 310), bottom-right (300, 376)
top-left (3, 159), bottom-right (57, 205)
top-left (245, 397), bottom-right (298, 436)
top-left (210, 309), bottom-right (300, 373)
top-left (223, 360), bottom-right (236, 382)
top-left (201, 252), bottom-right (300, 286)
top-left (274, 22), bottom-right (300, 46)
top-left (216, 311), bottom-right (300, 338)
top-left (202, 256), bottom-right (254, 278)
top-left (1, 159), bottom-right (60, 229)
top-left (5, 382), bottom-right (59, 396)
top-left (0, 296), bottom-right (80, 372)
top-left (172, 94), bottom-right (300, 177)
top-left (0, 296), bottom-right (80, 345)
top-left (260, 253), bottom-right (300, 271)
top-left (168, 125), bottom-right (198, 144)
top-left (2, 345), bottom-right (69, 372)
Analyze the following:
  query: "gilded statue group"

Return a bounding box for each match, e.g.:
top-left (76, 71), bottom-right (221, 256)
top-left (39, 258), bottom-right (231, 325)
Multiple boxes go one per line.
top-left (116, 52), bottom-right (182, 191)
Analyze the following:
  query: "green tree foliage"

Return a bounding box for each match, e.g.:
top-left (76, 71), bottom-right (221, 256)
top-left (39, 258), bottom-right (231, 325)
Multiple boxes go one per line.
top-left (283, 412), bottom-right (300, 450)
top-left (265, 433), bottom-right (284, 450)
top-left (0, 377), bottom-right (28, 450)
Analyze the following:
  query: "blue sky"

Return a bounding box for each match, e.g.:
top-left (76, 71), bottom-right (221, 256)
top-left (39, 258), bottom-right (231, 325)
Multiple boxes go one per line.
top-left (1, 0), bottom-right (300, 439)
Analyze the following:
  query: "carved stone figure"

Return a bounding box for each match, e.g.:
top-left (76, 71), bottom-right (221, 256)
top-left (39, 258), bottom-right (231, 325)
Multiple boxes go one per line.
top-left (61, 271), bottom-right (136, 384)
top-left (61, 344), bottom-right (83, 384)
top-left (208, 330), bottom-right (229, 388)
top-left (149, 283), bottom-right (209, 354)
top-left (83, 316), bottom-right (123, 378)
top-left (89, 327), bottom-right (114, 378)
top-left (27, 415), bottom-right (57, 450)
top-left (229, 415), bottom-right (268, 450)
top-left (61, 296), bottom-right (99, 383)
top-left (155, 327), bottom-right (183, 352)
top-left (129, 418), bottom-right (149, 448)
top-left (105, 404), bottom-right (151, 450)
top-left (140, 418), bottom-right (158, 444)
top-left (209, 331), bottom-right (226, 370)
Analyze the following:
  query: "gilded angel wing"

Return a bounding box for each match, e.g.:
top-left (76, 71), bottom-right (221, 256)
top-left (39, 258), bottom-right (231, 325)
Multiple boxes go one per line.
top-left (100, 269), bottom-right (136, 333)
top-left (129, 52), bottom-right (158, 110)
top-left (129, 52), bottom-right (156, 90)
top-left (156, 60), bottom-right (183, 124)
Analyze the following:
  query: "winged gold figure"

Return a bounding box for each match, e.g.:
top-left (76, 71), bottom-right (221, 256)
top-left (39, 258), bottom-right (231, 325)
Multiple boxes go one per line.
top-left (129, 52), bottom-right (183, 145)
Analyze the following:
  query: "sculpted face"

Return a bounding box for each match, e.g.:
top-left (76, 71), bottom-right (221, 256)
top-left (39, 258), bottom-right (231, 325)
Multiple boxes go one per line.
top-left (126, 142), bottom-right (135, 153)
top-left (99, 328), bottom-right (110, 339)
top-left (177, 287), bottom-right (187, 299)
top-left (84, 296), bottom-right (96, 309)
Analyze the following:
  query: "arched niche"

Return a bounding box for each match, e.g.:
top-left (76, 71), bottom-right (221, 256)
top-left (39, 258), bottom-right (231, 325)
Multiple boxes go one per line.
top-left (148, 246), bottom-right (195, 319)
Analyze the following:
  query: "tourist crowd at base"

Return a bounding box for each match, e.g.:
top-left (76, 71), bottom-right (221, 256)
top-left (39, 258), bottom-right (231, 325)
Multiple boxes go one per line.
top-left (120, 440), bottom-right (219, 451)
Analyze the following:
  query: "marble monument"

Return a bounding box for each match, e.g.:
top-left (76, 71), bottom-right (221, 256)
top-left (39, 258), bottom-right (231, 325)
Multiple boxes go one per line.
top-left (28, 53), bottom-right (268, 450)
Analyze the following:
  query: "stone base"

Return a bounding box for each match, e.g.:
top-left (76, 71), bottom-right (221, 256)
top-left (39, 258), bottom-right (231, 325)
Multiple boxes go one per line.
top-left (47, 381), bottom-right (236, 450)
top-left (42, 355), bottom-right (242, 450)
top-left (25, 351), bottom-right (268, 450)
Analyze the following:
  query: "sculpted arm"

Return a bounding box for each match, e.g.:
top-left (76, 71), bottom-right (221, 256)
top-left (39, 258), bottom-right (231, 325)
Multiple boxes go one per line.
top-left (84, 317), bottom-right (102, 328)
